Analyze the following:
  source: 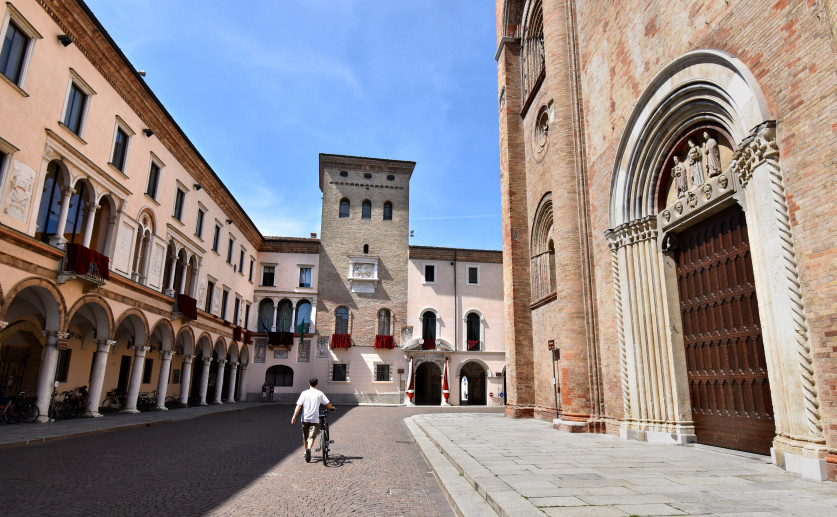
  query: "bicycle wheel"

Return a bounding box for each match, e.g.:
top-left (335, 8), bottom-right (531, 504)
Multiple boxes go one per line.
top-left (101, 397), bottom-right (118, 413)
top-left (321, 429), bottom-right (329, 465)
top-left (3, 403), bottom-right (21, 424)
top-left (21, 401), bottom-right (39, 423)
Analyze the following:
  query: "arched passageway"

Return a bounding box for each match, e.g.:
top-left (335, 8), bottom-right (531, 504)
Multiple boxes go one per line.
top-left (415, 362), bottom-right (441, 405)
top-left (459, 362), bottom-right (486, 406)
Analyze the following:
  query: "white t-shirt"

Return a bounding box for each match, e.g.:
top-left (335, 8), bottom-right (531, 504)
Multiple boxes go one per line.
top-left (296, 387), bottom-right (330, 423)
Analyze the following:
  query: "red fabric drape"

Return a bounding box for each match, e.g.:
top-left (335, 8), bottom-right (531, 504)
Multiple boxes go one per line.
top-left (93, 251), bottom-right (110, 280)
top-left (244, 330), bottom-right (252, 344)
top-left (374, 335), bottom-right (394, 349)
top-left (422, 338), bottom-right (435, 350)
top-left (330, 334), bottom-right (352, 349)
top-left (176, 294), bottom-right (198, 320)
top-left (467, 340), bottom-right (480, 351)
top-left (65, 244), bottom-right (109, 280)
top-left (267, 331), bottom-right (294, 347)
top-left (233, 326), bottom-right (243, 341)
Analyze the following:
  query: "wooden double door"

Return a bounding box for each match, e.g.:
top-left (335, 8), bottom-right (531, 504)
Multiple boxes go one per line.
top-left (675, 204), bottom-right (775, 455)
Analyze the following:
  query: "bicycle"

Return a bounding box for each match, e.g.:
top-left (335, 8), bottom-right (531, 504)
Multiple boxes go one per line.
top-left (164, 393), bottom-right (182, 409)
top-left (316, 407), bottom-right (336, 466)
top-left (101, 391), bottom-right (126, 413)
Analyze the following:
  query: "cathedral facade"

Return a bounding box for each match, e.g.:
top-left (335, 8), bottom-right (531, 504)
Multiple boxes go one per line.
top-left (496, 0), bottom-right (837, 481)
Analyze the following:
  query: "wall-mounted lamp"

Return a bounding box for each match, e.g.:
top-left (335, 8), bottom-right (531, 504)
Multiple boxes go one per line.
top-left (137, 70), bottom-right (147, 77)
top-left (226, 218), bottom-right (233, 225)
top-left (143, 128), bottom-right (154, 137)
top-left (193, 183), bottom-right (202, 191)
top-left (57, 35), bottom-right (73, 47)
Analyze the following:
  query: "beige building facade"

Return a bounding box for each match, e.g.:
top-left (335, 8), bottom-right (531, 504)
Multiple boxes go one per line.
top-left (496, 0), bottom-right (837, 481)
top-left (0, 1), bottom-right (506, 429)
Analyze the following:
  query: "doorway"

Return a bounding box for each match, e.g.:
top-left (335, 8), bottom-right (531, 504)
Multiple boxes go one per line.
top-left (415, 361), bottom-right (441, 405)
top-left (459, 361), bottom-right (486, 405)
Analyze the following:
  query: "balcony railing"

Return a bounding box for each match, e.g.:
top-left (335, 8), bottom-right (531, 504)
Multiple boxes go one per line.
top-left (59, 243), bottom-right (109, 285)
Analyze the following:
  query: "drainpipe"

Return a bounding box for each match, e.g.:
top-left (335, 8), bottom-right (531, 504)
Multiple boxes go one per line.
top-left (452, 251), bottom-right (457, 351)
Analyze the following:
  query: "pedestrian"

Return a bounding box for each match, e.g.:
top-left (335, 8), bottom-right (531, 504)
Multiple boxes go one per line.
top-left (291, 377), bottom-right (335, 463)
top-left (262, 382), bottom-right (268, 402)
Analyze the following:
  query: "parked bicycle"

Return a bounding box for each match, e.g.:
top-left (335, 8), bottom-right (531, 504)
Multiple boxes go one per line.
top-left (137, 390), bottom-right (157, 411)
top-left (100, 391), bottom-right (126, 413)
top-left (1, 391), bottom-right (39, 424)
top-left (164, 393), bottom-right (182, 409)
top-left (316, 407), bottom-right (336, 466)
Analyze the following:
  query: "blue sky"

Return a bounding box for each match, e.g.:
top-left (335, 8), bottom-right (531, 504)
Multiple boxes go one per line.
top-left (86, 1), bottom-right (502, 251)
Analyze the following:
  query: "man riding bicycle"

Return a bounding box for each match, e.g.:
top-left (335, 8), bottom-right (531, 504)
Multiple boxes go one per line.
top-left (291, 377), bottom-right (335, 463)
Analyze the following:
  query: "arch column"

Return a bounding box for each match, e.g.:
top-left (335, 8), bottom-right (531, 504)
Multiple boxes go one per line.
top-left (271, 299), bottom-right (279, 331)
top-left (179, 355), bottom-right (194, 405)
top-left (237, 364), bottom-right (248, 401)
top-left (213, 359), bottom-right (226, 404)
top-left (102, 214), bottom-right (118, 259)
top-left (81, 204), bottom-right (100, 248)
top-left (164, 252), bottom-right (177, 297)
top-left (198, 356), bottom-right (212, 405)
top-left (177, 257), bottom-right (188, 295)
top-left (122, 345), bottom-right (149, 413)
top-left (155, 350), bottom-right (175, 410)
top-left (85, 339), bottom-right (115, 417)
top-left (49, 187), bottom-right (75, 247)
top-left (226, 362), bottom-right (238, 403)
top-left (35, 331), bottom-right (66, 422)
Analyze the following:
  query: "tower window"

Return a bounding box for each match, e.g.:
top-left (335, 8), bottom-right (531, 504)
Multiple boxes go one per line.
top-left (383, 201), bottom-right (393, 221)
top-left (339, 198), bottom-right (350, 218)
top-left (362, 200), bottom-right (371, 219)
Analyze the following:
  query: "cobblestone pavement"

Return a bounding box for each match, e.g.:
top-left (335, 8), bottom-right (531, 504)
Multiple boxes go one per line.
top-left (0, 404), bottom-right (500, 516)
top-left (410, 413), bottom-right (837, 517)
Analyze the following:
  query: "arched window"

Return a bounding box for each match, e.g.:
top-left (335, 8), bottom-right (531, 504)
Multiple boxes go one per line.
top-left (377, 309), bottom-right (391, 336)
top-left (466, 313), bottom-right (481, 351)
top-left (383, 201), bottom-right (393, 221)
top-left (521, 0), bottom-right (544, 101)
top-left (63, 181), bottom-right (88, 245)
top-left (265, 365), bottom-right (294, 387)
top-left (530, 193), bottom-right (555, 301)
top-left (35, 161), bottom-right (63, 242)
top-left (363, 244), bottom-right (369, 254)
top-left (339, 198), bottom-right (350, 218)
top-left (296, 300), bottom-right (312, 333)
top-left (277, 299), bottom-right (293, 332)
top-left (335, 307), bottom-right (349, 334)
top-left (361, 200), bottom-right (371, 219)
top-left (421, 311), bottom-right (436, 341)
top-left (257, 299), bottom-right (274, 333)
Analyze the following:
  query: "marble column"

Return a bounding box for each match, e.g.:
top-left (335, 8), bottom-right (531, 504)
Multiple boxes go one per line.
top-left (49, 187), bottom-right (75, 247)
top-left (237, 364), bottom-right (248, 401)
top-left (102, 215), bottom-right (118, 259)
top-left (271, 300), bottom-right (279, 332)
top-left (155, 350), bottom-right (175, 410)
top-left (35, 331), bottom-right (65, 422)
top-left (85, 339), bottom-right (115, 417)
top-left (164, 253), bottom-right (177, 297)
top-left (213, 359), bottom-right (226, 404)
top-left (226, 362), bottom-right (238, 403)
top-left (177, 259), bottom-right (188, 295)
top-left (81, 204), bottom-right (100, 248)
top-left (198, 356), bottom-right (212, 405)
top-left (122, 345), bottom-right (149, 413)
top-left (179, 355), bottom-right (194, 406)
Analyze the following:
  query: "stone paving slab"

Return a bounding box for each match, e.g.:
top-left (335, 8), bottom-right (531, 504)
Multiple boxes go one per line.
top-left (407, 413), bottom-right (837, 517)
top-left (0, 401), bottom-right (273, 447)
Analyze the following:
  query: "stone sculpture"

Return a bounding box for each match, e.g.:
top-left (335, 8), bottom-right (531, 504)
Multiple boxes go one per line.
top-left (703, 132), bottom-right (722, 177)
top-left (687, 140), bottom-right (705, 187)
top-left (672, 156), bottom-right (688, 198)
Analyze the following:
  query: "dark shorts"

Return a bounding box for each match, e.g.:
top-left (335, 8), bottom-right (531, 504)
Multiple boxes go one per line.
top-left (302, 422), bottom-right (319, 443)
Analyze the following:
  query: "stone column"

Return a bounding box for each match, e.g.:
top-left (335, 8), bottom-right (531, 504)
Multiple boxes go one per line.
top-left (290, 304), bottom-right (298, 333)
top-left (164, 253), bottom-right (177, 297)
top-left (49, 187), bottom-right (75, 247)
top-left (102, 215), bottom-right (118, 259)
top-left (198, 356), bottom-right (212, 405)
top-left (179, 355), bottom-right (194, 405)
top-left (81, 204), bottom-right (100, 248)
top-left (271, 300), bottom-right (279, 332)
top-left (122, 345), bottom-right (149, 413)
top-left (155, 350), bottom-right (175, 410)
top-left (35, 331), bottom-right (65, 422)
top-left (226, 362), bottom-right (238, 403)
top-left (177, 259), bottom-right (188, 295)
top-left (85, 339), bottom-right (115, 417)
top-left (139, 237), bottom-right (152, 284)
top-left (237, 364), bottom-right (248, 401)
top-left (213, 360), bottom-right (226, 404)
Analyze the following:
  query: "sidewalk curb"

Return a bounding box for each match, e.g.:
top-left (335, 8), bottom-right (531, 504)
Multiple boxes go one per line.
top-left (405, 417), bottom-right (499, 517)
top-left (408, 415), bottom-right (541, 517)
top-left (0, 404), bottom-right (266, 449)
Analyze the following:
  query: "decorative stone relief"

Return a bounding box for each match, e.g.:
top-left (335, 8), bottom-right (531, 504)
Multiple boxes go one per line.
top-left (729, 123), bottom-right (780, 188)
top-left (701, 183), bottom-right (712, 200)
top-left (316, 337), bottom-right (328, 358)
top-left (533, 104), bottom-right (550, 162)
top-left (401, 326), bottom-right (413, 346)
top-left (348, 255), bottom-right (379, 293)
top-left (212, 288), bottom-right (221, 315)
top-left (498, 86), bottom-right (506, 110)
top-left (2, 161), bottom-right (35, 222)
top-left (669, 132), bottom-right (727, 199)
top-left (297, 339), bottom-right (310, 363)
top-left (113, 222), bottom-right (134, 274)
top-left (197, 280), bottom-right (207, 308)
top-left (273, 350), bottom-right (288, 359)
top-left (148, 245), bottom-right (164, 288)
top-left (254, 339), bottom-right (267, 363)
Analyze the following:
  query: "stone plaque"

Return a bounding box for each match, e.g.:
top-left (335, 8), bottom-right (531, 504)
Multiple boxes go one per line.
top-left (316, 337), bottom-right (328, 358)
top-left (273, 350), bottom-right (288, 359)
top-left (297, 339), bottom-right (310, 363)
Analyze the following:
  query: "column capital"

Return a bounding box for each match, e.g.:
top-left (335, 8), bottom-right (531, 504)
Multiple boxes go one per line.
top-left (161, 350), bottom-right (175, 360)
top-left (86, 203), bottom-right (100, 214)
top-left (183, 354), bottom-right (195, 364)
top-left (202, 356), bottom-right (213, 366)
top-left (0, 321), bottom-right (8, 330)
top-left (96, 339), bottom-right (116, 352)
top-left (133, 345), bottom-right (150, 356)
top-left (60, 186), bottom-right (77, 196)
top-left (229, 362), bottom-right (238, 368)
top-left (217, 359), bottom-right (227, 367)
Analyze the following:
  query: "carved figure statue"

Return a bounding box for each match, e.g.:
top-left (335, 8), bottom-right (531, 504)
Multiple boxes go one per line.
top-left (687, 140), bottom-right (705, 187)
top-left (672, 156), bottom-right (688, 198)
top-left (702, 131), bottom-right (722, 177)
